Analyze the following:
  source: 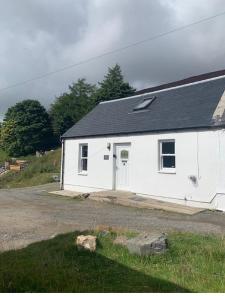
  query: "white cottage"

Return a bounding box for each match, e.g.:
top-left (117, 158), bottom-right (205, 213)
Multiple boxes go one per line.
top-left (61, 70), bottom-right (225, 211)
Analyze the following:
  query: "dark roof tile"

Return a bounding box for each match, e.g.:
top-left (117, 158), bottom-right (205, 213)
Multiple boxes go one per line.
top-left (62, 76), bottom-right (225, 138)
top-left (135, 69), bottom-right (225, 95)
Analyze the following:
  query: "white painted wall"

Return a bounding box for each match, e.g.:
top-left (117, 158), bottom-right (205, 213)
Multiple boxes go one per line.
top-left (62, 129), bottom-right (225, 211)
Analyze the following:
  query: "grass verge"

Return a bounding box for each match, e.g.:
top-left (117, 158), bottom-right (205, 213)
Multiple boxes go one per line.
top-left (0, 231), bottom-right (224, 292)
top-left (0, 149), bottom-right (61, 189)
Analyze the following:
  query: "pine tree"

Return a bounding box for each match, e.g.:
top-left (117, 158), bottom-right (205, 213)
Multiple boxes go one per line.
top-left (96, 64), bottom-right (136, 103)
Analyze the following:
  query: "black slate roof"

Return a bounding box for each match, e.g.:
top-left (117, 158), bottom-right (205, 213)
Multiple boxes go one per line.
top-left (62, 76), bottom-right (225, 139)
top-left (135, 69), bottom-right (225, 95)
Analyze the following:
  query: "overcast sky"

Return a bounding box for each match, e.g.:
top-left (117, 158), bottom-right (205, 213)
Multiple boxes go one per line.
top-left (0, 0), bottom-right (225, 120)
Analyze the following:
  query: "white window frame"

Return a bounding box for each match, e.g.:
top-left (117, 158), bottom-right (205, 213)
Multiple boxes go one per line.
top-left (78, 143), bottom-right (88, 174)
top-left (159, 139), bottom-right (176, 173)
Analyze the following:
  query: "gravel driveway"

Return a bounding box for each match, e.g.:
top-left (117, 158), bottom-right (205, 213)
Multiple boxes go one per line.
top-left (0, 183), bottom-right (225, 251)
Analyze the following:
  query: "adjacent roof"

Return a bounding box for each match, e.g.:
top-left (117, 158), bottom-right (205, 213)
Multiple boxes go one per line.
top-left (135, 69), bottom-right (225, 95)
top-left (62, 73), bottom-right (225, 139)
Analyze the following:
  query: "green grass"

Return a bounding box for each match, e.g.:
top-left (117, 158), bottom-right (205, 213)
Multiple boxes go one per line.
top-left (0, 149), bottom-right (61, 189)
top-left (0, 231), bottom-right (225, 292)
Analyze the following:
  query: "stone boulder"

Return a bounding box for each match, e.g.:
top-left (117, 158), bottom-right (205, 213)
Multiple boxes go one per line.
top-left (76, 235), bottom-right (97, 252)
top-left (127, 232), bottom-right (167, 256)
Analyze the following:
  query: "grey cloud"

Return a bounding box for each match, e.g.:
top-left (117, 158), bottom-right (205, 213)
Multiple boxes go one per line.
top-left (0, 0), bottom-right (225, 120)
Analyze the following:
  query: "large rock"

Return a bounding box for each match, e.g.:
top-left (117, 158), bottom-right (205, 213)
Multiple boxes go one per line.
top-left (127, 233), bottom-right (167, 256)
top-left (76, 235), bottom-right (97, 252)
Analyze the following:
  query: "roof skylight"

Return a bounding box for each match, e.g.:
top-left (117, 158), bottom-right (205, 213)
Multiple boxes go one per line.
top-left (133, 96), bottom-right (156, 111)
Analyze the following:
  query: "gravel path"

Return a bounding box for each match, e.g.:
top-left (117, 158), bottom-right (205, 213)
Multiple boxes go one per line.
top-left (0, 183), bottom-right (225, 251)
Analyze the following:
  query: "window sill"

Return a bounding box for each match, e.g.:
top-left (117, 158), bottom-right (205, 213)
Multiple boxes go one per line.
top-left (158, 169), bottom-right (176, 174)
top-left (78, 172), bottom-right (88, 176)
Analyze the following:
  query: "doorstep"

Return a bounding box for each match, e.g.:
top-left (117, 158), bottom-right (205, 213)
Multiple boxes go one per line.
top-left (89, 190), bottom-right (206, 215)
top-left (49, 189), bottom-right (205, 215)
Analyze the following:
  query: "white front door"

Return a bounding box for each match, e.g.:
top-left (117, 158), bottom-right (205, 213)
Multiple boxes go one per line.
top-left (115, 144), bottom-right (130, 191)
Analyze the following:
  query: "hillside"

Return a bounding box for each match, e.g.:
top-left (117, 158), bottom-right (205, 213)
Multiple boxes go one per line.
top-left (0, 149), bottom-right (61, 189)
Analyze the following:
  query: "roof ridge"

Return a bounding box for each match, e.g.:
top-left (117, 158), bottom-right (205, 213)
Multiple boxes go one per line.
top-left (100, 72), bottom-right (225, 104)
top-left (135, 69), bottom-right (225, 95)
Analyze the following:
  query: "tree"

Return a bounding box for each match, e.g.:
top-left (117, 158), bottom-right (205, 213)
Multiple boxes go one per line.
top-left (95, 64), bottom-right (136, 103)
top-left (0, 119), bottom-right (18, 156)
top-left (2, 100), bottom-right (53, 156)
top-left (50, 78), bottom-right (96, 137)
top-left (50, 66), bottom-right (135, 138)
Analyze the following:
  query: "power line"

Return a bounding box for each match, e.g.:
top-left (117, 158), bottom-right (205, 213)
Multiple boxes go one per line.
top-left (1, 10), bottom-right (225, 92)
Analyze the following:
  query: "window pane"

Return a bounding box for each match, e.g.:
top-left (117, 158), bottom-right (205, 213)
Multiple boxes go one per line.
top-left (163, 156), bottom-right (175, 168)
top-left (81, 158), bottom-right (88, 171)
top-left (120, 150), bottom-right (129, 159)
top-left (162, 142), bottom-right (174, 154)
top-left (82, 145), bottom-right (88, 157)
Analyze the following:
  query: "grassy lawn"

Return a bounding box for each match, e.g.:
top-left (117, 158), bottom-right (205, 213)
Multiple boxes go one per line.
top-left (0, 231), bottom-right (224, 292)
top-left (0, 149), bottom-right (61, 189)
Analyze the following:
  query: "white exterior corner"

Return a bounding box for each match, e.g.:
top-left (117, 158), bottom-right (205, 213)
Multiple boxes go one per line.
top-left (62, 128), bottom-right (225, 211)
top-left (60, 139), bottom-right (65, 190)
